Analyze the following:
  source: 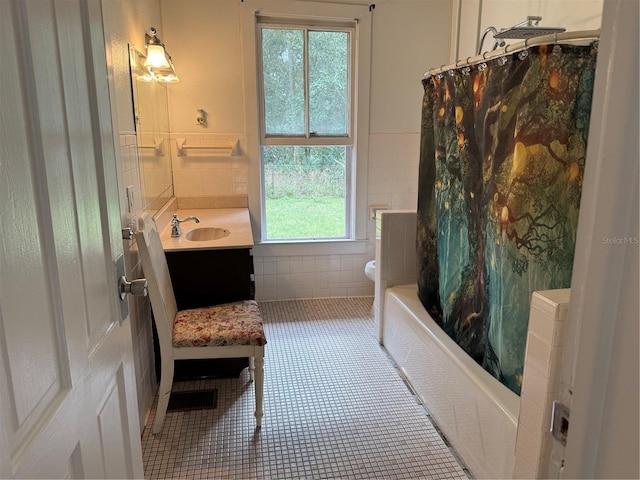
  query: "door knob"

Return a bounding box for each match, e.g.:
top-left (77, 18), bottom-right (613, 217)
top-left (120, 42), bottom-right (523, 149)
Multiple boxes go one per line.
top-left (118, 276), bottom-right (148, 300)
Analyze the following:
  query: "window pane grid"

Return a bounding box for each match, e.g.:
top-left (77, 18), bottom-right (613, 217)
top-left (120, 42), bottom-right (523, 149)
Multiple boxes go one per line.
top-left (308, 30), bottom-right (349, 136)
top-left (261, 28), bottom-right (305, 135)
top-left (260, 25), bottom-right (352, 142)
top-left (262, 146), bottom-right (350, 240)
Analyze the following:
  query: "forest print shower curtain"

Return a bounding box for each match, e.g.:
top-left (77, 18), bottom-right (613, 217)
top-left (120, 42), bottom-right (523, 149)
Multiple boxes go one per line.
top-left (417, 44), bottom-right (597, 395)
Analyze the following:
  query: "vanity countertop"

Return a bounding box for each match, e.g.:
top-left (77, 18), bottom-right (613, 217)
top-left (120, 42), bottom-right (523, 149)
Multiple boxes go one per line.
top-left (158, 208), bottom-right (254, 252)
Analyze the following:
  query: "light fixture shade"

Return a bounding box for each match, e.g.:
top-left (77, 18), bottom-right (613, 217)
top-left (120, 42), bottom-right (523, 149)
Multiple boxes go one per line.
top-left (152, 67), bottom-right (180, 83)
top-left (150, 55), bottom-right (179, 83)
top-left (144, 44), bottom-right (170, 69)
top-left (158, 73), bottom-right (180, 83)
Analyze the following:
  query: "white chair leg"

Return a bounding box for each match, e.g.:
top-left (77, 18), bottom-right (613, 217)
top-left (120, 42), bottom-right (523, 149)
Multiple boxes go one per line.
top-left (249, 356), bottom-right (255, 382)
top-left (152, 357), bottom-right (174, 435)
top-left (254, 355), bottom-right (264, 428)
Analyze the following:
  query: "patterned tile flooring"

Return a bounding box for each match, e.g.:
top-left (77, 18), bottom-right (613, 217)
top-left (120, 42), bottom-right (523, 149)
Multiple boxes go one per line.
top-left (142, 297), bottom-right (470, 479)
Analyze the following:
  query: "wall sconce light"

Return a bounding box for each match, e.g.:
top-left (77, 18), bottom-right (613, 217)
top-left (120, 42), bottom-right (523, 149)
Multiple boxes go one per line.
top-left (144, 27), bottom-right (179, 83)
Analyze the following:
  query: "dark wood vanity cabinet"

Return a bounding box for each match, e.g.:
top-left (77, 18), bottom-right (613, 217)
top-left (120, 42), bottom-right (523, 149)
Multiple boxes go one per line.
top-left (165, 247), bottom-right (255, 310)
top-left (154, 247), bottom-right (255, 381)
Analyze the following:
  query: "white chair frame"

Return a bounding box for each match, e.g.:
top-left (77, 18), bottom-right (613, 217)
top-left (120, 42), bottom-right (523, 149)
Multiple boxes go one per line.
top-left (135, 214), bottom-right (264, 435)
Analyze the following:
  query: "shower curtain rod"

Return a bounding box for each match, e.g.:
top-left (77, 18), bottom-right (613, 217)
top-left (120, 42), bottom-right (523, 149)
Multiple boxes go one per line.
top-left (423, 29), bottom-right (600, 79)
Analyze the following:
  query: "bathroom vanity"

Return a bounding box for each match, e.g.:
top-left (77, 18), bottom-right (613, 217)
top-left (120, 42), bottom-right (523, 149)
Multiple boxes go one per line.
top-left (154, 201), bottom-right (256, 380)
top-left (159, 207), bottom-right (256, 310)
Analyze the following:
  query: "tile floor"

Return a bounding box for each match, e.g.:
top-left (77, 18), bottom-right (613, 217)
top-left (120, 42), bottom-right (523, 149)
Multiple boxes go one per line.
top-left (142, 297), bottom-right (470, 479)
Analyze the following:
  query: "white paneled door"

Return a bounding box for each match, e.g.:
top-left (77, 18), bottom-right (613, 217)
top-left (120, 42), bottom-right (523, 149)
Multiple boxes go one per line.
top-left (0, 0), bottom-right (143, 477)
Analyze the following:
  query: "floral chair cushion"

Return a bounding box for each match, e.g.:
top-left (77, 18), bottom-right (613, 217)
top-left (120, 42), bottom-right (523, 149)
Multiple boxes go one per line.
top-left (173, 300), bottom-right (266, 348)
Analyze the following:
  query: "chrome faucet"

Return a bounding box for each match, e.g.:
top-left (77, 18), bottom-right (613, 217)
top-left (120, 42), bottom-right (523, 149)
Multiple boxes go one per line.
top-left (170, 213), bottom-right (200, 237)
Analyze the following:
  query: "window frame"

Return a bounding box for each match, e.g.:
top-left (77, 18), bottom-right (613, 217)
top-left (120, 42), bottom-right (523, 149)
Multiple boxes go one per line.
top-left (241, 1), bottom-right (371, 251)
top-left (257, 21), bottom-right (355, 241)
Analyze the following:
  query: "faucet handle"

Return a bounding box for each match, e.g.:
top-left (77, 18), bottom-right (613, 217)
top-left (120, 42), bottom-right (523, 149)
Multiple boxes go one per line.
top-left (171, 213), bottom-right (181, 237)
top-left (170, 214), bottom-right (200, 237)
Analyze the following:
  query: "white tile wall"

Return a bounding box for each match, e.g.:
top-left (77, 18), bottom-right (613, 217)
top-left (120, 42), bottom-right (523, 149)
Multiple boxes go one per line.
top-left (253, 252), bottom-right (375, 301)
top-left (170, 133), bottom-right (248, 197)
top-left (118, 132), bottom-right (157, 432)
top-left (373, 210), bottom-right (418, 341)
top-left (513, 289), bottom-right (570, 479)
top-left (368, 133), bottom-right (420, 212)
top-left (119, 132), bottom-right (143, 227)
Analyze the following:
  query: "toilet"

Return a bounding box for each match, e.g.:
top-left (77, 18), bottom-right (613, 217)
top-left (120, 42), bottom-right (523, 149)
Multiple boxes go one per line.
top-left (365, 260), bottom-right (376, 282)
top-left (365, 260), bottom-right (376, 315)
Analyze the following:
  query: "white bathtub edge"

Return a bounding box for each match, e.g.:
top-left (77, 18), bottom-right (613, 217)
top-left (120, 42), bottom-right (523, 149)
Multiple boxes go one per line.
top-left (382, 284), bottom-right (519, 479)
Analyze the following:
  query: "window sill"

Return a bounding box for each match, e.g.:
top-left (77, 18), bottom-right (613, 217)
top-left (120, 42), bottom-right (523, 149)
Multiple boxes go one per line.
top-left (253, 239), bottom-right (369, 257)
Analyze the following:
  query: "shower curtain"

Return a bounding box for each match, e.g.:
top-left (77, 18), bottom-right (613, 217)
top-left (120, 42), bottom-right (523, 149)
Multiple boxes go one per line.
top-left (417, 44), bottom-right (597, 395)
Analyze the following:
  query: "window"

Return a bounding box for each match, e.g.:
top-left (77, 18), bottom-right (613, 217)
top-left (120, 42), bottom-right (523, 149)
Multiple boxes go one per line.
top-left (258, 21), bottom-right (355, 241)
top-left (241, 2), bottom-right (371, 249)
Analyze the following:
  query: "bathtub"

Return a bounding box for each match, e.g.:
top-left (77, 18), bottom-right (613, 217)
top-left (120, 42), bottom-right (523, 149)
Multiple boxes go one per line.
top-left (382, 284), bottom-right (519, 479)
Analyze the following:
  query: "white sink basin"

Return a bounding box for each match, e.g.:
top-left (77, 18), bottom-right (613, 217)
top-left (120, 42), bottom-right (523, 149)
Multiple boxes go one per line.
top-left (185, 227), bottom-right (231, 241)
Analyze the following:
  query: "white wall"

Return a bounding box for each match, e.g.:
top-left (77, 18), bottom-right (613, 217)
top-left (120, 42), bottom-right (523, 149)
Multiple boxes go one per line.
top-left (160, 1), bottom-right (248, 200)
top-left (369, 0), bottom-right (450, 134)
top-left (367, 1), bottom-right (450, 236)
top-left (103, 1), bottom-right (163, 134)
top-left (455, 0), bottom-right (603, 59)
top-left (160, 1), bottom-right (244, 135)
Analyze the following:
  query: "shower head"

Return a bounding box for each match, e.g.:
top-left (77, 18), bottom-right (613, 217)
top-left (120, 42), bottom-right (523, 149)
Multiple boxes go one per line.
top-left (494, 27), bottom-right (566, 39)
top-left (494, 16), bottom-right (566, 40)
